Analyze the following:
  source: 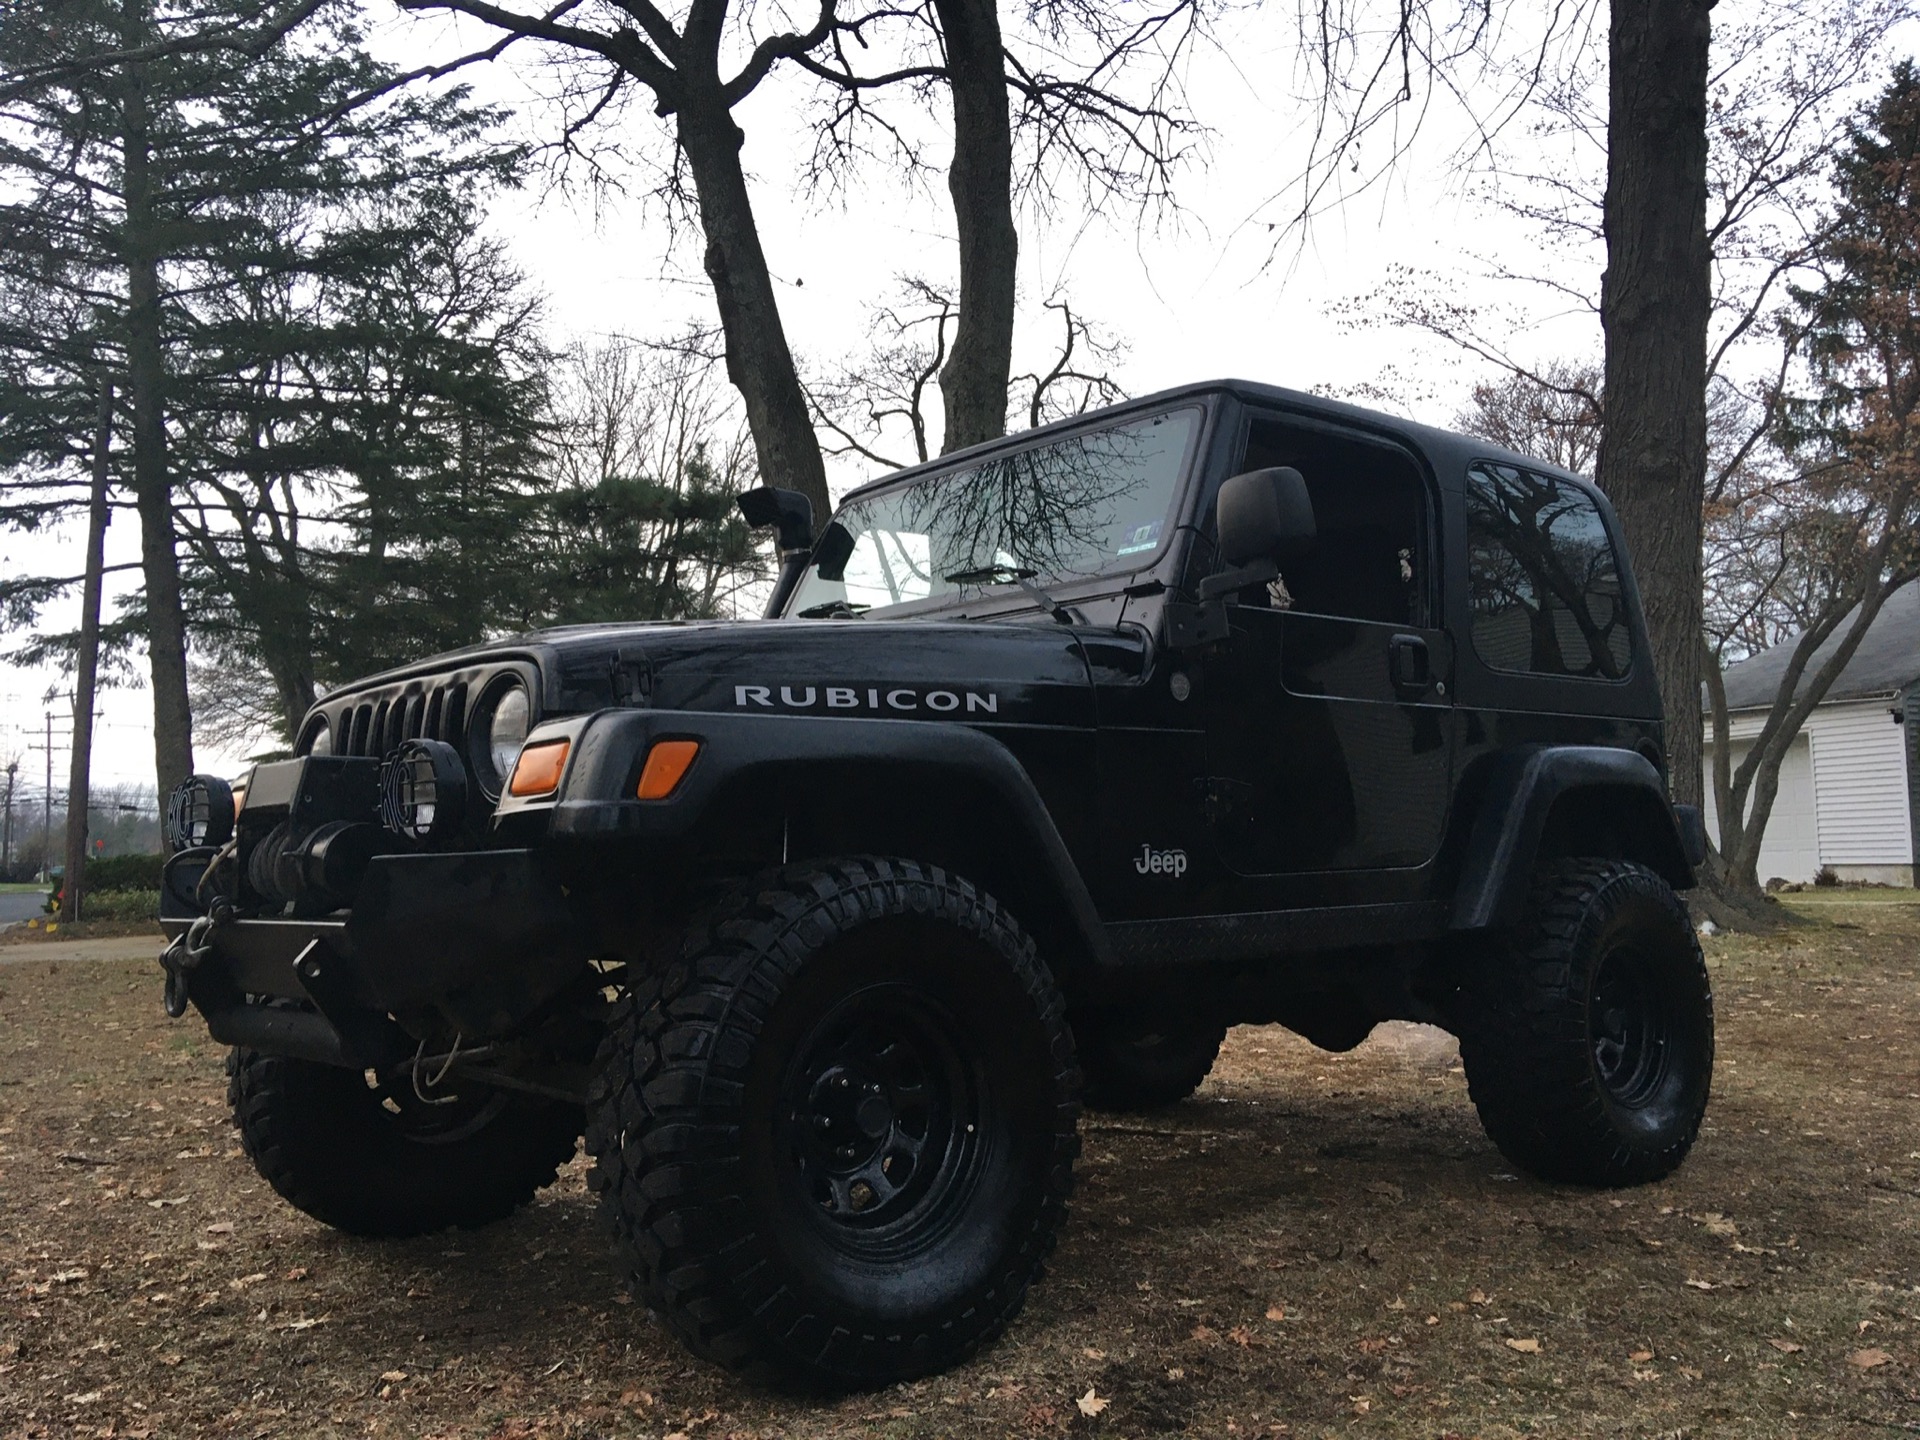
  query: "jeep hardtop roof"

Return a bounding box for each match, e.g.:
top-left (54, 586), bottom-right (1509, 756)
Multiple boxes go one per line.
top-left (835, 377), bottom-right (1591, 508)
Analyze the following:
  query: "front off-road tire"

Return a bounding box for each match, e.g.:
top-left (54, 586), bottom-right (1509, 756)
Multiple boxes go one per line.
top-left (585, 858), bottom-right (1080, 1390)
top-left (1075, 1008), bottom-right (1226, 1111)
top-left (1458, 858), bottom-right (1713, 1187)
top-left (227, 1050), bottom-right (581, 1237)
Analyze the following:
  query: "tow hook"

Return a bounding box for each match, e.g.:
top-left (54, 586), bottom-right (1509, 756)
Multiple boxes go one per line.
top-left (159, 898), bottom-right (233, 1018)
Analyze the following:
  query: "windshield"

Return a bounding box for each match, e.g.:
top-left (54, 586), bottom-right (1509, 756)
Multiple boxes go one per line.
top-left (787, 407), bottom-right (1199, 617)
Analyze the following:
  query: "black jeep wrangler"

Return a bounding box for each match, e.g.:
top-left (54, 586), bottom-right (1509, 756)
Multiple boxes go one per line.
top-left (159, 379), bottom-right (1713, 1389)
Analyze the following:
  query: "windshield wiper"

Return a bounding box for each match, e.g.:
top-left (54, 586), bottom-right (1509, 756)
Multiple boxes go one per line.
top-left (941, 563), bottom-right (1076, 625)
top-left (943, 563), bottom-right (1037, 585)
top-left (795, 600), bottom-right (871, 619)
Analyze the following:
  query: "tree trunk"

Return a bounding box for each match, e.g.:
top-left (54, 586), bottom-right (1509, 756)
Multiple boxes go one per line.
top-left (934, 0), bottom-right (1017, 454)
top-left (1597, 0), bottom-right (1713, 810)
top-left (121, 20), bottom-right (194, 797)
top-left (677, 97), bottom-right (832, 524)
top-left (63, 382), bottom-right (113, 917)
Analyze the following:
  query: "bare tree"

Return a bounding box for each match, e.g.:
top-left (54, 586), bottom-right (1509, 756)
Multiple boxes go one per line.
top-left (1304, 0), bottom-right (1913, 842)
top-left (395, 0), bottom-right (839, 520)
top-left (798, 0), bottom-right (1201, 454)
top-left (809, 280), bottom-right (1128, 471)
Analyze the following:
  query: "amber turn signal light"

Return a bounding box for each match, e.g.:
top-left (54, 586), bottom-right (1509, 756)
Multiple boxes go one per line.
top-left (508, 738), bottom-right (571, 797)
top-left (637, 739), bottom-right (701, 800)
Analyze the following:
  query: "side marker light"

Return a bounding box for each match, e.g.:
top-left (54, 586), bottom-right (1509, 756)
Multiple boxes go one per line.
top-left (637, 739), bottom-right (701, 800)
top-left (508, 739), bottom-right (571, 798)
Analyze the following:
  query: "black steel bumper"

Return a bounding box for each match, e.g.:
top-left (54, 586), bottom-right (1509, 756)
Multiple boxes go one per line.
top-left (161, 848), bottom-right (593, 1067)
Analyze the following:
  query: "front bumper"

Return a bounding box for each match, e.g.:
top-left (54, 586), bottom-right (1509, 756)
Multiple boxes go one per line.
top-left (161, 847), bottom-right (592, 1066)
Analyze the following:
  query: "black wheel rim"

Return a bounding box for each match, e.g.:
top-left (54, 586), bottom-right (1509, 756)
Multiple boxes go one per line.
top-left (1589, 945), bottom-right (1671, 1108)
top-left (780, 983), bottom-right (989, 1259)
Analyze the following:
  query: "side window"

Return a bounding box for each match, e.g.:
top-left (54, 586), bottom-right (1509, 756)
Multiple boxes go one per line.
top-left (1237, 418), bottom-right (1427, 627)
top-left (1465, 464), bottom-right (1631, 679)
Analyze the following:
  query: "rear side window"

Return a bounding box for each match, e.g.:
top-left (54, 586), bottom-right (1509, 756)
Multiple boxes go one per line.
top-left (1465, 464), bottom-right (1631, 679)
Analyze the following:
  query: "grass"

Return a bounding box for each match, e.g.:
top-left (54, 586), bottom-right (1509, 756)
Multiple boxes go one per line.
top-left (1, 901), bottom-right (1917, 1438)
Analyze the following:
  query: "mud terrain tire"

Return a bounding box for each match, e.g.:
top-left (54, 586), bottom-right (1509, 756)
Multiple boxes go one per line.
top-left (585, 857), bottom-right (1080, 1390)
top-left (227, 1050), bottom-right (581, 1237)
top-left (1075, 1009), bottom-right (1226, 1111)
top-left (1459, 858), bottom-right (1713, 1187)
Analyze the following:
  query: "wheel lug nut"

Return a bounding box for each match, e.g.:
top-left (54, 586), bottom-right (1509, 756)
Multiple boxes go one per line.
top-left (813, 1115), bottom-right (831, 1131)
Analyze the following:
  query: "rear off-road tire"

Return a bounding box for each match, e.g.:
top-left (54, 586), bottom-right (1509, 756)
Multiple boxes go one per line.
top-left (227, 1050), bottom-right (581, 1237)
top-left (1458, 858), bottom-right (1713, 1187)
top-left (1075, 1009), bottom-right (1226, 1111)
top-left (584, 857), bottom-right (1080, 1390)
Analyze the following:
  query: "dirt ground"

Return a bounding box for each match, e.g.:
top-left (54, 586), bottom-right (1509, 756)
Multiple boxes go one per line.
top-left (2, 900), bottom-right (1916, 1439)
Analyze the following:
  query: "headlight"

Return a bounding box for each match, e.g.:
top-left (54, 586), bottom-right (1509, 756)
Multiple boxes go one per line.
top-left (470, 678), bottom-right (531, 791)
top-left (379, 739), bottom-right (468, 844)
top-left (299, 715), bottom-right (332, 757)
top-left (165, 774), bottom-right (235, 852)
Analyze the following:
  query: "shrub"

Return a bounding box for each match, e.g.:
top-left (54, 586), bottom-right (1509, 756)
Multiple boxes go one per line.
top-left (87, 853), bottom-right (167, 892)
top-left (79, 888), bottom-right (162, 922)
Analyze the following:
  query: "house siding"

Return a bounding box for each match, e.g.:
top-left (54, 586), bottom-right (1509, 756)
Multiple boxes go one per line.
top-left (1907, 681), bottom-right (1920, 869)
top-left (1809, 700), bottom-right (1914, 867)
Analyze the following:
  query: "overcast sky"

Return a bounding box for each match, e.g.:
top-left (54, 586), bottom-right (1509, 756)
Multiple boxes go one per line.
top-left (0, 0), bottom-right (1903, 806)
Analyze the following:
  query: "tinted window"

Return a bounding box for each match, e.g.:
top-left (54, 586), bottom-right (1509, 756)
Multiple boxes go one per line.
top-left (1466, 464), bottom-right (1631, 679)
top-left (1237, 419), bottom-right (1427, 626)
top-left (788, 408), bottom-right (1196, 616)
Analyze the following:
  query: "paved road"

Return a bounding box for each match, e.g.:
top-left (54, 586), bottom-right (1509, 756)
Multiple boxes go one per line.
top-left (0, 892), bottom-right (48, 925)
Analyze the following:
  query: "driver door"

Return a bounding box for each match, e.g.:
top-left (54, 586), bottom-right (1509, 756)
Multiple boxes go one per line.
top-left (1201, 415), bottom-right (1454, 883)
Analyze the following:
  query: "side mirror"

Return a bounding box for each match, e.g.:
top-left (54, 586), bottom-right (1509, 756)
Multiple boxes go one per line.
top-left (1216, 466), bottom-right (1314, 566)
top-left (1165, 467), bottom-right (1317, 648)
top-left (737, 486), bottom-right (815, 554)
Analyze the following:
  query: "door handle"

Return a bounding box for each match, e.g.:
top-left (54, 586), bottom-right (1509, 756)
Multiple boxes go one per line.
top-left (1389, 633), bottom-right (1431, 696)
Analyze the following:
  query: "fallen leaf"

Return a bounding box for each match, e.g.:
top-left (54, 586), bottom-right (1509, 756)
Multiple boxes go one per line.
top-left (1228, 1326), bottom-right (1258, 1348)
top-left (1190, 1324), bottom-right (1219, 1346)
top-left (1076, 1388), bottom-right (1109, 1419)
top-left (146, 1198), bottom-right (183, 1209)
top-left (283, 1267), bottom-right (309, 1281)
top-left (1505, 1338), bottom-right (1541, 1354)
top-left (1630, 1350), bottom-right (1654, 1363)
top-left (1166, 1367), bottom-right (1185, 1381)
top-left (204, 1222), bottom-right (234, 1235)
top-left (1082, 1347), bottom-right (1106, 1361)
top-left (1849, 1349), bottom-right (1892, 1370)
top-left (380, 1370), bottom-right (408, 1383)
top-left (50, 1269), bottom-right (88, 1285)
top-left (1698, 1212), bottom-right (1738, 1237)
top-left (1364, 1181), bottom-right (1405, 1202)
top-left (1265, 1305), bottom-right (1286, 1322)
top-left (1468, 1289), bottom-right (1490, 1306)
top-left (1768, 1339), bottom-right (1803, 1354)
top-left (1683, 1278), bottom-right (1716, 1291)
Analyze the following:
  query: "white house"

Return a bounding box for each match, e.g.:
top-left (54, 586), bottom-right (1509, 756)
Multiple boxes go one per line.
top-left (1702, 580), bottom-right (1920, 886)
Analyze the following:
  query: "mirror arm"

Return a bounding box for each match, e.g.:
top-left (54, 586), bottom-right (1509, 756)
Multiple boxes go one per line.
top-left (1195, 557), bottom-right (1278, 604)
top-left (1163, 558), bottom-right (1280, 649)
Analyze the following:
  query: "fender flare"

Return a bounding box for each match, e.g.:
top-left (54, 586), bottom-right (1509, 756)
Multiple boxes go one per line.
top-left (1449, 745), bottom-right (1695, 931)
top-left (539, 708), bottom-right (1116, 967)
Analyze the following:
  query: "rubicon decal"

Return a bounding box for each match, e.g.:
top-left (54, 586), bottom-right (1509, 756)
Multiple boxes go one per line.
top-left (734, 684), bottom-right (1000, 715)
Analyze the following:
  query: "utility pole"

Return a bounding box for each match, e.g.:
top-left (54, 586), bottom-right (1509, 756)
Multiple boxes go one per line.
top-left (43, 711), bottom-right (52, 883)
top-left (2, 760), bottom-right (16, 875)
top-left (63, 379), bottom-right (113, 921)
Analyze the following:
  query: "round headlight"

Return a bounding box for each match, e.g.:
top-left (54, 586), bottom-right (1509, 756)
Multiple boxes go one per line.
top-left (379, 739), bottom-right (468, 844)
top-left (300, 715), bottom-right (332, 757)
top-left (165, 774), bottom-right (235, 853)
top-left (470, 679), bottom-right (531, 790)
